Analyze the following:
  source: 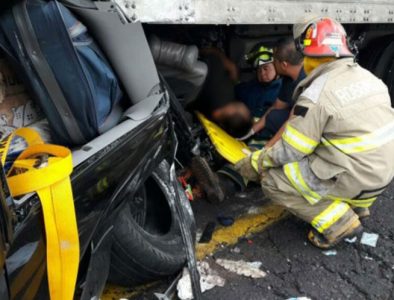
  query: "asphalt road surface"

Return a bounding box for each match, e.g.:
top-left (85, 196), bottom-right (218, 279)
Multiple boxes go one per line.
top-left (108, 181), bottom-right (394, 300)
top-left (199, 182), bottom-right (394, 300)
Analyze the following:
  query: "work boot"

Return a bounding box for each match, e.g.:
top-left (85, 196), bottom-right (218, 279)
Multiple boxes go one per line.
top-left (353, 207), bottom-right (370, 219)
top-left (307, 218), bottom-right (363, 249)
top-left (190, 156), bottom-right (224, 202)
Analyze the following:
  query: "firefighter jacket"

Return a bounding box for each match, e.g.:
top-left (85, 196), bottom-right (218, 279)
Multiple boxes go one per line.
top-left (250, 58), bottom-right (394, 208)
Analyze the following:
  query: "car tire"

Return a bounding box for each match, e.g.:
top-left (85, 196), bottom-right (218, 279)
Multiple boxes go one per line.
top-left (108, 160), bottom-right (195, 286)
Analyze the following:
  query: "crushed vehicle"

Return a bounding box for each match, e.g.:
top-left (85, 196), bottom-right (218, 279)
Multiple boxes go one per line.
top-left (1, 0), bottom-right (394, 299)
top-left (0, 1), bottom-right (195, 299)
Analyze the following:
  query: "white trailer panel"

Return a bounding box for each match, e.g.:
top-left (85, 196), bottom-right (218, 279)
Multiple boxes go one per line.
top-left (115, 0), bottom-right (394, 24)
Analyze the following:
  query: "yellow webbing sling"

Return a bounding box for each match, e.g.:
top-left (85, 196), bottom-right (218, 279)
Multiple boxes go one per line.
top-left (0, 128), bottom-right (79, 300)
top-left (196, 112), bottom-right (251, 164)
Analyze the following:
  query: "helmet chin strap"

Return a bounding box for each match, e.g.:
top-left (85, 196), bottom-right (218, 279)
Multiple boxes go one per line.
top-left (303, 56), bottom-right (336, 75)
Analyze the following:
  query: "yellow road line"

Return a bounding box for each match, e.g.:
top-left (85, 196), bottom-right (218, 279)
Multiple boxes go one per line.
top-left (102, 281), bottom-right (160, 300)
top-left (196, 204), bottom-right (287, 260)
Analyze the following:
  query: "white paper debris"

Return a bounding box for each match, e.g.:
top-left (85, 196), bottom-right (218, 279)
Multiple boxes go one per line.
top-left (195, 230), bottom-right (203, 244)
top-left (286, 297), bottom-right (312, 300)
top-left (247, 206), bottom-right (261, 214)
top-left (248, 261), bottom-right (263, 269)
top-left (360, 232), bottom-right (379, 247)
top-left (215, 259), bottom-right (267, 278)
top-left (322, 250), bottom-right (337, 256)
top-left (344, 236), bottom-right (357, 243)
top-left (364, 256), bottom-right (374, 261)
top-left (231, 247), bottom-right (241, 254)
top-left (177, 261), bottom-right (225, 300)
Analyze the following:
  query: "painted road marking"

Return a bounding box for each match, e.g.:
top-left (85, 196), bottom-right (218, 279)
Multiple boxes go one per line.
top-left (196, 204), bottom-right (287, 260)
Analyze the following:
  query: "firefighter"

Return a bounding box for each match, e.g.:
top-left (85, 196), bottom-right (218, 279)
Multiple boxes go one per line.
top-left (235, 16), bottom-right (394, 249)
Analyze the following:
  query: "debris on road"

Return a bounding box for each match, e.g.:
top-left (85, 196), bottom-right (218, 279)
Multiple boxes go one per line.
top-left (195, 230), bottom-right (203, 243)
top-left (322, 250), bottom-right (337, 256)
top-left (286, 297), bottom-right (312, 300)
top-left (364, 256), bottom-right (374, 261)
top-left (230, 247), bottom-right (241, 254)
top-left (177, 261), bottom-right (225, 300)
top-left (247, 206), bottom-right (262, 214)
top-left (360, 232), bottom-right (379, 247)
top-left (344, 236), bottom-right (357, 243)
top-left (199, 222), bottom-right (216, 243)
top-left (217, 215), bottom-right (234, 227)
top-left (215, 259), bottom-right (267, 278)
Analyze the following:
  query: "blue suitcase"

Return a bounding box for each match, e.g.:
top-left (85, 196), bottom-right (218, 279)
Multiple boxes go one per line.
top-left (0, 0), bottom-right (123, 145)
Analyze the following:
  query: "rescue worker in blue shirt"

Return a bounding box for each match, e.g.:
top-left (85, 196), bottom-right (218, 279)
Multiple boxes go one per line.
top-left (239, 37), bottom-right (306, 141)
top-left (235, 46), bottom-right (282, 119)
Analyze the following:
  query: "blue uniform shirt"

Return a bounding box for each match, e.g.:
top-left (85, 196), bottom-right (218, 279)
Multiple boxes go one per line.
top-left (277, 68), bottom-right (306, 107)
top-left (235, 78), bottom-right (282, 118)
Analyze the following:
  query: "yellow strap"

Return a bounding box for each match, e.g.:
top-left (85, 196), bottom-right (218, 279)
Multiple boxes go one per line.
top-left (0, 133), bottom-right (14, 167)
top-left (1, 128), bottom-right (79, 300)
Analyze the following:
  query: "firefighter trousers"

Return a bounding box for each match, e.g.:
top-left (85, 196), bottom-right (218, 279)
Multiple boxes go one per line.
top-left (261, 167), bottom-right (359, 241)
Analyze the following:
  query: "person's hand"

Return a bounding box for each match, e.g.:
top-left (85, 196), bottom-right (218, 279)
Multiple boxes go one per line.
top-left (252, 117), bottom-right (266, 134)
top-left (237, 128), bottom-right (255, 141)
top-left (234, 156), bottom-right (259, 182)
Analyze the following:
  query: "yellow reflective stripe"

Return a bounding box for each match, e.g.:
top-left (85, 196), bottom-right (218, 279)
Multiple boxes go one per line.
top-left (262, 155), bottom-right (273, 168)
top-left (311, 201), bottom-right (350, 233)
top-left (0, 134), bottom-right (13, 167)
top-left (251, 150), bottom-right (263, 172)
top-left (328, 195), bottom-right (377, 208)
top-left (283, 162), bottom-right (321, 204)
top-left (251, 150), bottom-right (274, 172)
top-left (322, 120), bottom-right (394, 154)
top-left (282, 124), bottom-right (318, 154)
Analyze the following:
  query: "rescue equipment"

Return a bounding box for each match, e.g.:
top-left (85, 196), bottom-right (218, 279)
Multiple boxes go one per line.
top-left (196, 112), bottom-right (251, 164)
top-left (0, 128), bottom-right (79, 300)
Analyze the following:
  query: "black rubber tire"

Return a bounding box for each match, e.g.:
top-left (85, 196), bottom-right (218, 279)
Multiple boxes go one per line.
top-left (191, 156), bottom-right (224, 202)
top-left (108, 160), bottom-right (195, 286)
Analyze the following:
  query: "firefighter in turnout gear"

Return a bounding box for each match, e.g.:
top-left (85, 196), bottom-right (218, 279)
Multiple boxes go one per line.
top-left (235, 17), bottom-right (394, 249)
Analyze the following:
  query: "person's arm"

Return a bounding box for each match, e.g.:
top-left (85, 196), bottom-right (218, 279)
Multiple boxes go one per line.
top-left (264, 108), bottom-right (295, 148)
top-left (199, 47), bottom-right (239, 82)
top-left (252, 99), bottom-right (288, 133)
top-left (235, 96), bottom-right (329, 179)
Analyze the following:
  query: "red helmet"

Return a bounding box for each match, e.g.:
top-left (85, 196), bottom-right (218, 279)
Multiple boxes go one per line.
top-left (294, 17), bottom-right (353, 57)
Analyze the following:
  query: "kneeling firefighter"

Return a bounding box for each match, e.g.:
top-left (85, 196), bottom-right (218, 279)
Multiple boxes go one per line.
top-left (235, 17), bottom-right (394, 248)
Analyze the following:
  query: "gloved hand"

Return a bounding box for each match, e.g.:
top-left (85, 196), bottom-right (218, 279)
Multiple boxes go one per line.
top-left (237, 128), bottom-right (255, 141)
top-left (234, 155), bottom-right (260, 183)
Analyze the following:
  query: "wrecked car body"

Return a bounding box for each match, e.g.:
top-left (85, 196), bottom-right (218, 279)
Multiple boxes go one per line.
top-left (1, 0), bottom-right (394, 299)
